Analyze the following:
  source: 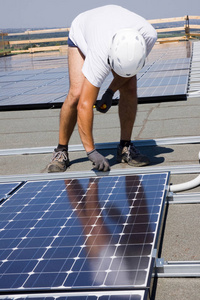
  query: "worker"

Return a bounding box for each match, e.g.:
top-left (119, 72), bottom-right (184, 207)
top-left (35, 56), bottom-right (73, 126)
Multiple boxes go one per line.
top-left (47, 5), bottom-right (157, 173)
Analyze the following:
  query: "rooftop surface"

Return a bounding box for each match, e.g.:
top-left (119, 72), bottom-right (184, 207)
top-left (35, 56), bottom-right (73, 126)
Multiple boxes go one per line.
top-left (0, 41), bottom-right (200, 299)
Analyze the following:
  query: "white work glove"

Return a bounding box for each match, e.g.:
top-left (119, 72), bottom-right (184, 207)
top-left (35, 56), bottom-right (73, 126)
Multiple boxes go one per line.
top-left (87, 149), bottom-right (110, 171)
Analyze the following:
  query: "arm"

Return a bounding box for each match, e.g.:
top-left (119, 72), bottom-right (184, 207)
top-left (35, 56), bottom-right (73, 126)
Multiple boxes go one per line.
top-left (77, 78), bottom-right (110, 171)
top-left (77, 78), bottom-right (99, 152)
top-left (109, 70), bottom-right (131, 92)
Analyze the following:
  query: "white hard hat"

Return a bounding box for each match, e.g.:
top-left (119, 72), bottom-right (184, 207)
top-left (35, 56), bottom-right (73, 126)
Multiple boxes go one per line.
top-left (108, 28), bottom-right (147, 77)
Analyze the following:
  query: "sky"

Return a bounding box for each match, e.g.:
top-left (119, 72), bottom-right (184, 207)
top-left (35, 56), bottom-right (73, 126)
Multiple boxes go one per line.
top-left (0, 0), bottom-right (199, 29)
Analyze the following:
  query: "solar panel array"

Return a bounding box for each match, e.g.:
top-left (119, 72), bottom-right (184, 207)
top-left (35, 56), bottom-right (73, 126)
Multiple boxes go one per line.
top-left (0, 172), bottom-right (169, 299)
top-left (0, 42), bottom-right (192, 110)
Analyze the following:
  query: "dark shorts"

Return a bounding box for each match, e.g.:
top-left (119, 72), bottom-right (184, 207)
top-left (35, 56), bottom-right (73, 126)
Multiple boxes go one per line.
top-left (68, 37), bottom-right (77, 47)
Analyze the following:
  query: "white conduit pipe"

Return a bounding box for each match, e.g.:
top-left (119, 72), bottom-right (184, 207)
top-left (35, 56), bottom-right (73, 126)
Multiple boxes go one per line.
top-left (169, 174), bottom-right (200, 192)
top-left (169, 152), bottom-right (200, 192)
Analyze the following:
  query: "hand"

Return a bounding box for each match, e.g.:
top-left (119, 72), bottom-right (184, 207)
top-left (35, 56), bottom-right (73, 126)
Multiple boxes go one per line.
top-left (96, 88), bottom-right (114, 113)
top-left (87, 149), bottom-right (110, 171)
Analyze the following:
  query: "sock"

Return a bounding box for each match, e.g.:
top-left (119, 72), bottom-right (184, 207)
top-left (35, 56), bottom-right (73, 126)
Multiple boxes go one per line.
top-left (56, 144), bottom-right (68, 152)
top-left (120, 140), bottom-right (131, 148)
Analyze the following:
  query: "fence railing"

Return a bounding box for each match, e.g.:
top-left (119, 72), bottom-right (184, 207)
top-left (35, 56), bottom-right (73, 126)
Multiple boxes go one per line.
top-left (150, 15), bottom-right (200, 43)
top-left (0, 28), bottom-right (70, 55)
top-left (1, 16), bottom-right (200, 55)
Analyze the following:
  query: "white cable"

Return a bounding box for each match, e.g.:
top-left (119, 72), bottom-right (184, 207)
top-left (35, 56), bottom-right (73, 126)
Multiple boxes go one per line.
top-left (169, 152), bottom-right (200, 192)
top-left (169, 174), bottom-right (200, 192)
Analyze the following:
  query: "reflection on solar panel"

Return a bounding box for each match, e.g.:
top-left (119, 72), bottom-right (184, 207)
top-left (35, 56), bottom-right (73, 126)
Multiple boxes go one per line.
top-left (0, 41), bottom-right (192, 110)
top-left (0, 291), bottom-right (146, 300)
top-left (0, 182), bottom-right (21, 202)
top-left (0, 173), bottom-right (169, 299)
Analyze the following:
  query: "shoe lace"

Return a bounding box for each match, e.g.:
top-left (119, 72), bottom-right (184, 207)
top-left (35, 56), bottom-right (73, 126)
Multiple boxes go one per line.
top-left (127, 144), bottom-right (140, 159)
top-left (51, 150), bottom-right (68, 162)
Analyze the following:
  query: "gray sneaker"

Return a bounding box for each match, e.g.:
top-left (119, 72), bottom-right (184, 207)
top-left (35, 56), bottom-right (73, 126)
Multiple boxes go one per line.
top-left (47, 150), bottom-right (70, 173)
top-left (117, 143), bottom-right (150, 167)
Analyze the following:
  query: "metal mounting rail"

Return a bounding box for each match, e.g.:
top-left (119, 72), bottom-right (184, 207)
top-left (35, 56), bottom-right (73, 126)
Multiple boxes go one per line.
top-left (155, 259), bottom-right (200, 277)
top-left (167, 192), bottom-right (200, 204)
top-left (0, 136), bottom-right (200, 156)
top-left (0, 164), bottom-right (199, 183)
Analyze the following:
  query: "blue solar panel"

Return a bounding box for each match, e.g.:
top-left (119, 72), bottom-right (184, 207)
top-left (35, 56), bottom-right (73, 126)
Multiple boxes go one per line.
top-left (0, 172), bottom-right (169, 297)
top-left (0, 182), bottom-right (22, 202)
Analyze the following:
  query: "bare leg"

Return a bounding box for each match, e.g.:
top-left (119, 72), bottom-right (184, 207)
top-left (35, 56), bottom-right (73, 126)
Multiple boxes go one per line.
top-left (59, 47), bottom-right (85, 145)
top-left (47, 47), bottom-right (85, 172)
top-left (118, 75), bottom-right (137, 141)
top-left (117, 76), bottom-right (150, 166)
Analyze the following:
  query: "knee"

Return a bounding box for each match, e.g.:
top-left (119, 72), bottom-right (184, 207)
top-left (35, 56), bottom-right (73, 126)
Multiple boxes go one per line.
top-left (65, 88), bottom-right (81, 108)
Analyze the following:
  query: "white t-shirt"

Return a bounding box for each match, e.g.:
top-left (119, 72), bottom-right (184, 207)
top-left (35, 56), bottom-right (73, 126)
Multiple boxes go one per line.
top-left (69, 5), bottom-right (157, 87)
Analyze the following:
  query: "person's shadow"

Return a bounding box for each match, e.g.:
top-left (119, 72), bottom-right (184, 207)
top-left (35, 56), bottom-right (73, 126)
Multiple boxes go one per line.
top-left (97, 144), bottom-right (174, 167)
top-left (66, 142), bottom-right (173, 169)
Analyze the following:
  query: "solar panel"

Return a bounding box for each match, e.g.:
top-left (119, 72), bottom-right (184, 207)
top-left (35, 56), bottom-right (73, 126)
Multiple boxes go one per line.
top-left (51, 94), bottom-right (67, 104)
top-left (140, 69), bottom-right (189, 79)
top-left (0, 71), bottom-right (16, 77)
top-left (24, 84), bottom-right (68, 95)
top-left (45, 67), bottom-right (69, 73)
top-left (2, 79), bottom-right (56, 88)
top-left (0, 65), bottom-right (68, 109)
top-left (10, 69), bottom-right (47, 76)
top-left (0, 87), bottom-right (37, 98)
top-left (26, 73), bottom-right (67, 81)
top-left (0, 75), bottom-right (32, 83)
top-left (0, 93), bottom-right (65, 108)
top-left (138, 75), bottom-right (188, 88)
top-left (0, 182), bottom-right (22, 202)
top-left (0, 290), bottom-right (147, 300)
top-left (0, 41), bottom-right (192, 110)
top-left (147, 62), bottom-right (190, 72)
top-left (0, 172), bottom-right (169, 299)
top-left (138, 84), bottom-right (188, 99)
